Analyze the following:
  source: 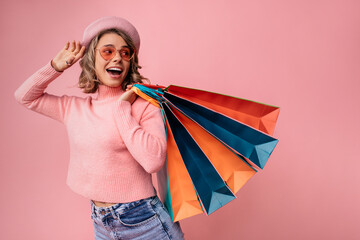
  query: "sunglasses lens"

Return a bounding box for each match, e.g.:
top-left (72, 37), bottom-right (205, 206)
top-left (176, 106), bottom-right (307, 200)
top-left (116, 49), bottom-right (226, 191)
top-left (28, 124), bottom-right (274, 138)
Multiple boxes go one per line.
top-left (99, 46), bottom-right (115, 60)
top-left (99, 46), bottom-right (134, 61)
top-left (120, 47), bottom-right (132, 61)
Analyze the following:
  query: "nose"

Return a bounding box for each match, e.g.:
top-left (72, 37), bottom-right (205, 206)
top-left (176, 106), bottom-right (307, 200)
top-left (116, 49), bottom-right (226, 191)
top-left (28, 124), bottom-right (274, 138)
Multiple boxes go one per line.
top-left (112, 50), bottom-right (122, 62)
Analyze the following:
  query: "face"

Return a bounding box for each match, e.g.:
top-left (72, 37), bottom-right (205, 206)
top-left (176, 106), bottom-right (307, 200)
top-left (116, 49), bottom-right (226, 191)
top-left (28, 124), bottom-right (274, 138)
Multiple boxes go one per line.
top-left (94, 32), bottom-right (131, 87)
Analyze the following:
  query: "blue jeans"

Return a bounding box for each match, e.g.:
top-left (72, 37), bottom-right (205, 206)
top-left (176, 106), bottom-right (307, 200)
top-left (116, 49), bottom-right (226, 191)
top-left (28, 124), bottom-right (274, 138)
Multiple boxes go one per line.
top-left (90, 195), bottom-right (185, 240)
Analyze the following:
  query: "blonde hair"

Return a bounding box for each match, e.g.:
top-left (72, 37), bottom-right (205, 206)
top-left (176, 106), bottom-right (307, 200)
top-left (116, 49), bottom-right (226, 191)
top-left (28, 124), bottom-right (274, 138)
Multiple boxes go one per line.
top-left (78, 28), bottom-right (147, 93)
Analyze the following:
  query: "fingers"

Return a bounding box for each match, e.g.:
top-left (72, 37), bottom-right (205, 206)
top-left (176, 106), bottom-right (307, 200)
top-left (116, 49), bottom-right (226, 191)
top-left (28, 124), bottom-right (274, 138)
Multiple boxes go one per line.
top-left (127, 83), bottom-right (141, 91)
top-left (79, 45), bottom-right (86, 55)
top-left (73, 44), bottom-right (86, 62)
top-left (54, 40), bottom-right (84, 71)
top-left (64, 41), bottom-right (70, 50)
top-left (126, 84), bottom-right (134, 91)
top-left (67, 56), bottom-right (76, 64)
top-left (74, 41), bottom-right (81, 54)
top-left (76, 45), bottom-right (86, 57)
top-left (67, 41), bottom-right (86, 63)
top-left (118, 89), bottom-right (137, 104)
top-left (65, 40), bottom-right (80, 53)
top-left (69, 40), bottom-right (76, 52)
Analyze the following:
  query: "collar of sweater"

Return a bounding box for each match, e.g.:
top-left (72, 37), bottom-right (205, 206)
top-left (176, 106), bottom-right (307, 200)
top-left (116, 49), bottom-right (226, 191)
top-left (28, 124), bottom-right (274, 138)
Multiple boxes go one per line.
top-left (96, 84), bottom-right (125, 101)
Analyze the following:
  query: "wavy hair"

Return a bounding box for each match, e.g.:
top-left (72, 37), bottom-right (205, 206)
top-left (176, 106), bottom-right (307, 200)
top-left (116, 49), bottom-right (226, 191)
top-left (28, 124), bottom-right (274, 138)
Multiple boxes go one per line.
top-left (78, 28), bottom-right (147, 93)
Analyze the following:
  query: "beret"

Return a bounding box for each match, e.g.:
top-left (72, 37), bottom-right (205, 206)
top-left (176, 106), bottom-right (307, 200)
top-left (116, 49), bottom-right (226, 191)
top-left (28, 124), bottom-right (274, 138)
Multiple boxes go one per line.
top-left (82, 16), bottom-right (140, 53)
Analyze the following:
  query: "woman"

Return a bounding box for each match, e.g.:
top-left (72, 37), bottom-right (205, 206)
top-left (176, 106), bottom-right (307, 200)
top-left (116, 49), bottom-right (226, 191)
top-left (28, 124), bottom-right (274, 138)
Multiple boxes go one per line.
top-left (14, 16), bottom-right (184, 240)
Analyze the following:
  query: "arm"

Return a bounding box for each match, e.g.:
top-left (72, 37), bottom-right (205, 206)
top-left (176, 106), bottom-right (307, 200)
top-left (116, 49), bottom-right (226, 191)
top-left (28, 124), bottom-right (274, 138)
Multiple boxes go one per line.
top-left (14, 61), bottom-right (70, 123)
top-left (14, 41), bottom-right (86, 123)
top-left (112, 100), bottom-right (167, 174)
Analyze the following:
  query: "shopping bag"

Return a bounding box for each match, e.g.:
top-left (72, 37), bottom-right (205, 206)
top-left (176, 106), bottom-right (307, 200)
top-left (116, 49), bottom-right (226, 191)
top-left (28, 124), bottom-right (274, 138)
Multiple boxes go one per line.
top-left (131, 84), bottom-right (280, 222)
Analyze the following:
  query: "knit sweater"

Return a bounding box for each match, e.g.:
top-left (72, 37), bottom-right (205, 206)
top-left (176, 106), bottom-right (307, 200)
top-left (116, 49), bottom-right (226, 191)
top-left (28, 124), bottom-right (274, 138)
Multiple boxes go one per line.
top-left (14, 61), bottom-right (167, 203)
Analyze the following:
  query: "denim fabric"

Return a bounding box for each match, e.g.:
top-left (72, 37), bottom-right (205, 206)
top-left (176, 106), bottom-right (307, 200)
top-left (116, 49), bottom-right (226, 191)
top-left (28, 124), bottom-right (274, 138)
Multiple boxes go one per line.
top-left (90, 195), bottom-right (185, 240)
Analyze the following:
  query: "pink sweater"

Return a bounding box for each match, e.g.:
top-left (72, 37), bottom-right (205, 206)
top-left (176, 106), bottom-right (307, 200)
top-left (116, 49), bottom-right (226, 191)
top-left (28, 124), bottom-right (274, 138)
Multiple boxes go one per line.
top-left (14, 61), bottom-right (167, 203)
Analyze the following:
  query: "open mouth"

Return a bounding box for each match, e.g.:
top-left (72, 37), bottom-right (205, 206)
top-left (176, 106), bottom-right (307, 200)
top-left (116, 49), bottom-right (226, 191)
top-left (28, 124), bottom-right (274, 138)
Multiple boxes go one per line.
top-left (106, 67), bottom-right (123, 78)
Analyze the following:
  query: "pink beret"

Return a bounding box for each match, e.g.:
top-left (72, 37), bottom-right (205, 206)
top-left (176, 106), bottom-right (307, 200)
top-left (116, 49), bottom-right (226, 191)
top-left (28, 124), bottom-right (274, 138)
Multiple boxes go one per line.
top-left (82, 16), bottom-right (140, 53)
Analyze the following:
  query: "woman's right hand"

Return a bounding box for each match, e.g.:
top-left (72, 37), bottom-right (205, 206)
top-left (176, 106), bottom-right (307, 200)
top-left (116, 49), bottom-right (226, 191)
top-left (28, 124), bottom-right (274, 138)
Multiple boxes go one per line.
top-left (51, 41), bottom-right (86, 72)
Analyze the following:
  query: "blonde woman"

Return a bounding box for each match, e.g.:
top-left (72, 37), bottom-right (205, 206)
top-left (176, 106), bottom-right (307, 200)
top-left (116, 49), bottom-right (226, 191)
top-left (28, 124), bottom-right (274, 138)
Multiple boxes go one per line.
top-left (15, 16), bottom-right (184, 240)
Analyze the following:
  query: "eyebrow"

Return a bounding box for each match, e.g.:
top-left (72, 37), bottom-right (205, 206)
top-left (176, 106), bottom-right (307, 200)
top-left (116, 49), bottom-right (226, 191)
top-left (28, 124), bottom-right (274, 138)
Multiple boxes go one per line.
top-left (103, 44), bottom-right (129, 48)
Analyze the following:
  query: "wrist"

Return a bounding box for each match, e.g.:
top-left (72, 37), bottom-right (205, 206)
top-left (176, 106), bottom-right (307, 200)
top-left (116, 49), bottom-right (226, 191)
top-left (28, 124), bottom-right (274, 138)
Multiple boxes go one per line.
top-left (51, 60), bottom-right (63, 72)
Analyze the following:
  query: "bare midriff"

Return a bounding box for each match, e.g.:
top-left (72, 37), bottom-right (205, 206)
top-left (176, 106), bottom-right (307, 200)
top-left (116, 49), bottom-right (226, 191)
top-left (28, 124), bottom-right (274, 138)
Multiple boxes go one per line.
top-left (92, 200), bottom-right (119, 207)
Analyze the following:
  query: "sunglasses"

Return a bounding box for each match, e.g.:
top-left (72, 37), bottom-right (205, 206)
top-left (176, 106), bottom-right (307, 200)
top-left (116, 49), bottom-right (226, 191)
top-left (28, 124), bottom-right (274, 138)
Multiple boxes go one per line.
top-left (96, 45), bottom-right (134, 61)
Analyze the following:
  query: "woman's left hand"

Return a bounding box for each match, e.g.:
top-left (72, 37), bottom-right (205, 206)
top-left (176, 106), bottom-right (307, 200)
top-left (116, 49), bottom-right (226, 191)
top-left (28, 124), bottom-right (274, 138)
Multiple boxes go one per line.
top-left (118, 84), bottom-right (137, 104)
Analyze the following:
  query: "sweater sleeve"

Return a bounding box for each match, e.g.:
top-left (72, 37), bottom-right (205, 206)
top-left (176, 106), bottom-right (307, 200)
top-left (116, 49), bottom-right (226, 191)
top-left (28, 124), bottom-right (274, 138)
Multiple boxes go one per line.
top-left (14, 61), bottom-right (72, 124)
top-left (112, 100), bottom-right (167, 174)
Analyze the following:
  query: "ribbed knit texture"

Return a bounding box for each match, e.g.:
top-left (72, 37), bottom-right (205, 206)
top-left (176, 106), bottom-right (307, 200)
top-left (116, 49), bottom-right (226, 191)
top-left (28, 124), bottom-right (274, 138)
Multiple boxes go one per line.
top-left (14, 61), bottom-right (167, 203)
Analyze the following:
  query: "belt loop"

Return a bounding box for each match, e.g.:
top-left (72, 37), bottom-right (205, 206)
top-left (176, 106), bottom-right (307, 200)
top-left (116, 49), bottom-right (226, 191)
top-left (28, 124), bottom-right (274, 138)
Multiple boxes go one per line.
top-left (110, 208), bottom-right (118, 219)
top-left (150, 195), bottom-right (158, 205)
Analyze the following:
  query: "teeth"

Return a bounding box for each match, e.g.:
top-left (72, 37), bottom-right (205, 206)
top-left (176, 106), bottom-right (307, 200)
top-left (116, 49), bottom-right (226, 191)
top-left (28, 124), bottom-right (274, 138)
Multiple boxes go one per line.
top-left (107, 67), bottom-right (122, 71)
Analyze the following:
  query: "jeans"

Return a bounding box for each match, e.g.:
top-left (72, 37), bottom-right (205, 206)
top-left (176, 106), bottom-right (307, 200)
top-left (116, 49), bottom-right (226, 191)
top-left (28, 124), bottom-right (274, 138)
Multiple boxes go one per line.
top-left (90, 195), bottom-right (185, 240)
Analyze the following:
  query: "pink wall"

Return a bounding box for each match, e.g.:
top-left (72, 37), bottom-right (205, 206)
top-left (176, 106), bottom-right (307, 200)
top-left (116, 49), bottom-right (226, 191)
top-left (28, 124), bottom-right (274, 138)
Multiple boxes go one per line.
top-left (2, 0), bottom-right (359, 239)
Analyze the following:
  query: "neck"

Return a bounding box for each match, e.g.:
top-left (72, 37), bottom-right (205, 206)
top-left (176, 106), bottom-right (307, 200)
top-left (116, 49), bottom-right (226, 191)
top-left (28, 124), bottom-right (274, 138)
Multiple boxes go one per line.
top-left (96, 84), bottom-right (124, 101)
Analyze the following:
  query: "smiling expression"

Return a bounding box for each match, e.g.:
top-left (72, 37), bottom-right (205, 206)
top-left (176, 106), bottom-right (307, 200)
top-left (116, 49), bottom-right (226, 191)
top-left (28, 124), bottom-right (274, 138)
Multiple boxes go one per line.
top-left (94, 32), bottom-right (131, 87)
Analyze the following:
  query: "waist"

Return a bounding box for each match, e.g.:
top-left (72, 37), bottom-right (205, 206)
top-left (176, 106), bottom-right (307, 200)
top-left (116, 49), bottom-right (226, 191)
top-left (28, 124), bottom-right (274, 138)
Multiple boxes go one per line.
top-left (90, 195), bottom-right (160, 219)
top-left (92, 200), bottom-right (119, 207)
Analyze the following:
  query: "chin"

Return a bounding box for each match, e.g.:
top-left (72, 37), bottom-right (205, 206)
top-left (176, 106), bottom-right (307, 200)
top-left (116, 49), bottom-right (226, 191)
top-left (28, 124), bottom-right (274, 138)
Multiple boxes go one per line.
top-left (100, 79), bottom-right (123, 88)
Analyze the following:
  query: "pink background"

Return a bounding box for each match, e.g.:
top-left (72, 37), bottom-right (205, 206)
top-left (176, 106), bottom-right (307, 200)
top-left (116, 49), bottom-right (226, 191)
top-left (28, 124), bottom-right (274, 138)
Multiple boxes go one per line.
top-left (1, 0), bottom-right (359, 239)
